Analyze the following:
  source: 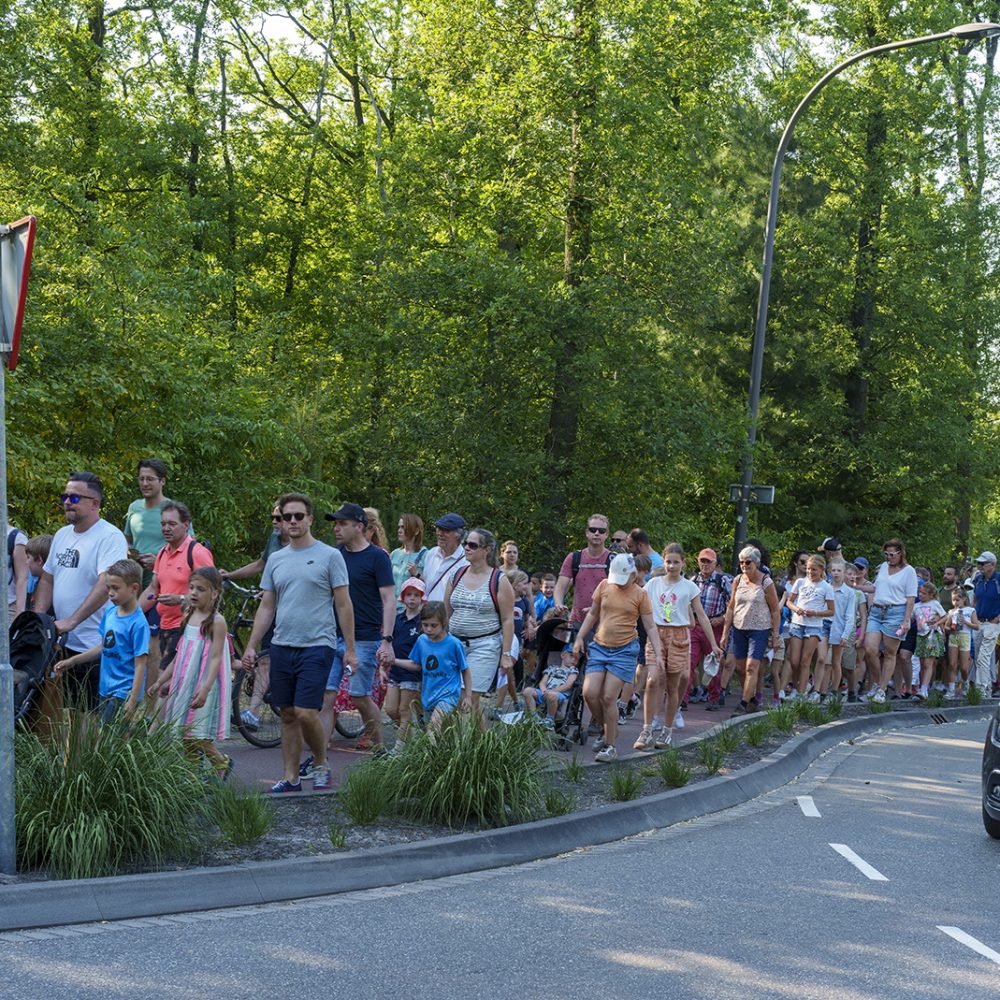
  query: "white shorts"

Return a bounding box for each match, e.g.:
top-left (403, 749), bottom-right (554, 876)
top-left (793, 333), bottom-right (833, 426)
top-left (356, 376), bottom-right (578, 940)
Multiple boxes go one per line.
top-left (459, 633), bottom-right (503, 693)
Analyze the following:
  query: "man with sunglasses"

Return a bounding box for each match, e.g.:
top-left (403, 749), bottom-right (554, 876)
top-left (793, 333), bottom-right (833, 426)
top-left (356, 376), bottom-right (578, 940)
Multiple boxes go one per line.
top-left (34, 472), bottom-right (129, 709)
top-left (554, 514), bottom-right (613, 625)
top-left (422, 513), bottom-right (469, 601)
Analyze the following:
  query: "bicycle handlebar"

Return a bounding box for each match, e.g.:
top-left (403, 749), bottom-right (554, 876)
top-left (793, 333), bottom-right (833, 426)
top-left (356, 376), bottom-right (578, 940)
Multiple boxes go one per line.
top-left (223, 580), bottom-right (262, 599)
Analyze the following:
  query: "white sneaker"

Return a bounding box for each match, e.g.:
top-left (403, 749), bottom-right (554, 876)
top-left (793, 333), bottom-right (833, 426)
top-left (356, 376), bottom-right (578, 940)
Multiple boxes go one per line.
top-left (595, 744), bottom-right (618, 762)
top-left (654, 727), bottom-right (673, 749)
top-left (633, 728), bottom-right (655, 751)
top-left (944, 689), bottom-right (959, 701)
top-left (807, 691), bottom-right (821, 703)
top-left (673, 711), bottom-right (685, 730)
top-left (592, 735), bottom-right (608, 754)
top-left (872, 689), bottom-right (886, 703)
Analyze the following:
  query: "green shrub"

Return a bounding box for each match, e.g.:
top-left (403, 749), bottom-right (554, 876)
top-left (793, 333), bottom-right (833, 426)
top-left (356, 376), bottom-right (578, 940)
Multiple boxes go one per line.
top-left (967, 684), bottom-right (984, 706)
top-left (799, 702), bottom-right (827, 726)
top-left (792, 698), bottom-right (815, 721)
top-left (328, 821), bottom-right (348, 849)
top-left (924, 689), bottom-right (945, 709)
top-left (563, 754), bottom-right (584, 784)
top-left (338, 757), bottom-right (394, 824)
top-left (386, 716), bottom-right (547, 827)
top-left (697, 740), bottom-right (725, 775)
top-left (866, 698), bottom-right (892, 714)
top-left (658, 749), bottom-right (691, 788)
top-left (825, 696), bottom-right (844, 718)
top-left (208, 784), bottom-right (275, 845)
top-left (744, 718), bottom-right (772, 747)
top-left (768, 703), bottom-right (796, 733)
top-left (15, 713), bottom-right (208, 879)
top-left (608, 769), bottom-right (643, 801)
top-left (544, 787), bottom-right (577, 816)
top-left (714, 725), bottom-right (742, 754)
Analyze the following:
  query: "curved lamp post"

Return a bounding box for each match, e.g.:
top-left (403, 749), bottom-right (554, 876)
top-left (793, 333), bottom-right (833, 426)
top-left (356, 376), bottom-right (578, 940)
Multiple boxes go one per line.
top-left (732, 21), bottom-right (1000, 568)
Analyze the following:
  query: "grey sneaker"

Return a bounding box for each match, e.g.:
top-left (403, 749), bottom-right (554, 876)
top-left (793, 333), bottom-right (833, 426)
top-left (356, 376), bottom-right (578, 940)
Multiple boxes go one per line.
top-left (633, 728), bottom-right (655, 751)
top-left (654, 727), bottom-right (673, 749)
top-left (592, 735), bottom-right (608, 754)
top-left (595, 744), bottom-right (618, 762)
top-left (542, 716), bottom-right (556, 730)
top-left (312, 765), bottom-right (332, 791)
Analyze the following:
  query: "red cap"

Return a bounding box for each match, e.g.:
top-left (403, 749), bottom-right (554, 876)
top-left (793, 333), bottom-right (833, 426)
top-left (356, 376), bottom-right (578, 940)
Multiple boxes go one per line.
top-left (698, 548), bottom-right (717, 561)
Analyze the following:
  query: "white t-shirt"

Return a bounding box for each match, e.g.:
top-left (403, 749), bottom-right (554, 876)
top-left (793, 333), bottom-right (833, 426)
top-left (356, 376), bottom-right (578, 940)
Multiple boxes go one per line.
top-left (789, 577), bottom-right (835, 627)
top-left (914, 599), bottom-right (945, 636)
top-left (872, 563), bottom-right (918, 606)
top-left (6, 527), bottom-right (27, 607)
top-left (44, 519), bottom-right (129, 650)
top-left (644, 576), bottom-right (701, 627)
top-left (421, 545), bottom-right (468, 602)
top-left (950, 607), bottom-right (975, 635)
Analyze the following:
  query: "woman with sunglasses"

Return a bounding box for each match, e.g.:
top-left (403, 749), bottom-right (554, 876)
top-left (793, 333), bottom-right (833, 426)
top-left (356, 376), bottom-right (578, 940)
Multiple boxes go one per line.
top-left (862, 538), bottom-right (918, 703)
top-left (720, 546), bottom-right (780, 714)
top-left (445, 528), bottom-right (516, 722)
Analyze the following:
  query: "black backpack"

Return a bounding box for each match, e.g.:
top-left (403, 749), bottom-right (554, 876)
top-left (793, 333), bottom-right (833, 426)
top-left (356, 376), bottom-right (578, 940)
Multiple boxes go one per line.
top-left (570, 549), bottom-right (613, 581)
top-left (11, 611), bottom-right (59, 721)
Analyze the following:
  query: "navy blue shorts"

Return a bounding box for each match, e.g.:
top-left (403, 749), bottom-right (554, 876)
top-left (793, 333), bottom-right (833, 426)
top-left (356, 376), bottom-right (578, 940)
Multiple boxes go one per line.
top-left (144, 606), bottom-right (161, 636)
top-left (269, 643), bottom-right (335, 710)
top-left (732, 627), bottom-right (770, 662)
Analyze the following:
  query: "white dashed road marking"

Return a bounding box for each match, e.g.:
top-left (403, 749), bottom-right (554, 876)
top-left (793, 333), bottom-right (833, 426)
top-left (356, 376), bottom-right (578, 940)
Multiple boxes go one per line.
top-left (937, 926), bottom-right (1000, 966)
top-left (796, 795), bottom-right (821, 817)
top-left (829, 843), bottom-right (888, 881)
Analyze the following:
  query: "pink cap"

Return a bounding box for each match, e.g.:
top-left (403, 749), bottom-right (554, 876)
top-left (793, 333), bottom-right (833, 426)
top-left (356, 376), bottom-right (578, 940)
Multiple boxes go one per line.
top-left (399, 577), bottom-right (426, 597)
top-left (698, 548), bottom-right (717, 561)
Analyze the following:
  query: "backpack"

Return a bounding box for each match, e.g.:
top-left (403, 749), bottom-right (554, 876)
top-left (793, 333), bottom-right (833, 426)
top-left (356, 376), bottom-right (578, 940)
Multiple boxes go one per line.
top-left (451, 565), bottom-right (503, 615)
top-left (157, 537), bottom-right (211, 573)
top-left (570, 548), bottom-right (612, 582)
top-left (11, 611), bottom-right (58, 721)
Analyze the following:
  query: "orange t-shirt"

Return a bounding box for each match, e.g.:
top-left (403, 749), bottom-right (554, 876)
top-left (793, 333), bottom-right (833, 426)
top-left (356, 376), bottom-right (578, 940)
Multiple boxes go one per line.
top-left (592, 580), bottom-right (651, 648)
top-left (153, 539), bottom-right (215, 629)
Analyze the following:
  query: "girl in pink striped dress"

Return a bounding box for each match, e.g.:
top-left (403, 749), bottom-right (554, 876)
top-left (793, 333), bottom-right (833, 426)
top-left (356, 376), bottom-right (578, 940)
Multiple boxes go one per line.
top-left (152, 566), bottom-right (232, 778)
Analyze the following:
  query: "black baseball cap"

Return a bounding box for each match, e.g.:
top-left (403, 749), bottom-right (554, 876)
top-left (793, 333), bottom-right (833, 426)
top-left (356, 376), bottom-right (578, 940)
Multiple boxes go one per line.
top-left (325, 502), bottom-right (368, 525)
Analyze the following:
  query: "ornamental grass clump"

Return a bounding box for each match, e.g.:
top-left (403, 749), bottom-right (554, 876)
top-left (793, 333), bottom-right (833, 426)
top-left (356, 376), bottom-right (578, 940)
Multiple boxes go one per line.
top-left (387, 715), bottom-right (547, 828)
top-left (209, 784), bottom-right (275, 845)
top-left (15, 713), bottom-right (208, 879)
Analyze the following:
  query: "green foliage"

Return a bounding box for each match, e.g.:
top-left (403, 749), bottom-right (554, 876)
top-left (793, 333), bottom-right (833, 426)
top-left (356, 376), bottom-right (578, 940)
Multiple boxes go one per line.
top-left (385, 717), bottom-right (547, 828)
top-left (208, 785), bottom-right (275, 846)
top-left (15, 714), bottom-right (207, 879)
top-left (563, 754), bottom-right (584, 784)
top-left (967, 685), bottom-right (984, 706)
top-left (867, 698), bottom-right (893, 714)
top-left (608, 769), bottom-right (644, 802)
top-left (544, 787), bottom-right (577, 817)
top-left (924, 690), bottom-right (945, 709)
top-left (714, 725), bottom-right (743, 754)
top-left (744, 718), bottom-right (773, 747)
top-left (697, 740), bottom-right (726, 775)
top-left (825, 696), bottom-right (844, 719)
top-left (328, 821), bottom-right (349, 850)
top-left (338, 758), bottom-right (395, 825)
top-left (768, 703), bottom-right (797, 733)
top-left (798, 701), bottom-right (829, 726)
top-left (658, 749), bottom-right (693, 788)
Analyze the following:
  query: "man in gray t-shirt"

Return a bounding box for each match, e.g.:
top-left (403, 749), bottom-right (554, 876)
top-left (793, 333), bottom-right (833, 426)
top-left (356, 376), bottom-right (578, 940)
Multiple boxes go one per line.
top-left (243, 492), bottom-right (356, 794)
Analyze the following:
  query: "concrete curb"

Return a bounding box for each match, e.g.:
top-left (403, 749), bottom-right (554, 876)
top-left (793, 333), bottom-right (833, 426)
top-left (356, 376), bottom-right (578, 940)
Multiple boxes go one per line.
top-left (1, 704), bottom-right (990, 931)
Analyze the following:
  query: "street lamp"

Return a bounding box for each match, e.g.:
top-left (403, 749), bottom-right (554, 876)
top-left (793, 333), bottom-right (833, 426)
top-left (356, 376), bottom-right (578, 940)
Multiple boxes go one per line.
top-left (731, 21), bottom-right (1000, 569)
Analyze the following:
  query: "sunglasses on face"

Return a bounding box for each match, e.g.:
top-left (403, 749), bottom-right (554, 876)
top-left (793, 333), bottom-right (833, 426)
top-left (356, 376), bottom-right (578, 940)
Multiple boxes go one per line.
top-left (587, 526), bottom-right (608, 534)
top-left (463, 540), bottom-right (482, 550)
top-left (60, 493), bottom-right (97, 504)
top-left (271, 515), bottom-right (282, 522)
top-left (281, 511), bottom-right (308, 522)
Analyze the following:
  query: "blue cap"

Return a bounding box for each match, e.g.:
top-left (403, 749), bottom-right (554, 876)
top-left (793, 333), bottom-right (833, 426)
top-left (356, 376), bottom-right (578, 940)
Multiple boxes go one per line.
top-left (853, 556), bottom-right (869, 570)
top-left (434, 513), bottom-right (466, 531)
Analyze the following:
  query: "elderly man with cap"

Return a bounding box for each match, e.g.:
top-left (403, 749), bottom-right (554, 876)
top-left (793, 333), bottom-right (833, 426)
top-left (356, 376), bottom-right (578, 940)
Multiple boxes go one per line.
top-left (819, 536), bottom-right (843, 561)
top-left (421, 513), bottom-right (469, 601)
top-left (315, 502), bottom-right (397, 753)
top-left (971, 551), bottom-right (1000, 695)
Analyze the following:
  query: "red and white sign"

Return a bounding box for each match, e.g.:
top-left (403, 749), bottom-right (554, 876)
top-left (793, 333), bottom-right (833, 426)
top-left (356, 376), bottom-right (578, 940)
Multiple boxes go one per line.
top-left (0, 216), bottom-right (36, 371)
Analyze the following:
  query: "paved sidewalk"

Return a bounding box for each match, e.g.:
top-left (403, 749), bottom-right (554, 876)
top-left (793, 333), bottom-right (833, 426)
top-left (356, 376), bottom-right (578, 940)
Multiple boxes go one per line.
top-left (224, 694), bottom-right (737, 792)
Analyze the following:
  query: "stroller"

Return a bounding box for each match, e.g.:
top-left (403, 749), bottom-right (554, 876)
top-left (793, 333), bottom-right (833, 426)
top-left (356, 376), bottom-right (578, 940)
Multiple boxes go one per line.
top-left (529, 615), bottom-right (587, 750)
top-left (11, 611), bottom-right (60, 726)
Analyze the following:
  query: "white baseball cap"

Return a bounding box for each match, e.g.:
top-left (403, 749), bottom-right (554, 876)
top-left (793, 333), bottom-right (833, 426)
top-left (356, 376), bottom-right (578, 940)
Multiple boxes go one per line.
top-left (608, 552), bottom-right (636, 585)
top-left (976, 551), bottom-right (997, 565)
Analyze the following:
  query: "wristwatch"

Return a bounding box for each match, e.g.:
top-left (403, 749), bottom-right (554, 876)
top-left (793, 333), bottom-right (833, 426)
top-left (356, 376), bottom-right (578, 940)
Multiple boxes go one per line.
top-left (381, 634), bottom-right (394, 643)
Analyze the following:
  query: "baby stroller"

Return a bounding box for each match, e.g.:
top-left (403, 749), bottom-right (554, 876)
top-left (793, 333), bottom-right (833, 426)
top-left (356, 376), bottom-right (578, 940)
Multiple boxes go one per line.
top-left (11, 611), bottom-right (60, 727)
top-left (530, 615), bottom-right (587, 750)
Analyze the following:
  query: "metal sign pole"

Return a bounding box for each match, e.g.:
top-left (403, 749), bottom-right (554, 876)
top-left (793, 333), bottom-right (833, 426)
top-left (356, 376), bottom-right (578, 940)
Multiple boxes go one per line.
top-left (0, 357), bottom-right (13, 874)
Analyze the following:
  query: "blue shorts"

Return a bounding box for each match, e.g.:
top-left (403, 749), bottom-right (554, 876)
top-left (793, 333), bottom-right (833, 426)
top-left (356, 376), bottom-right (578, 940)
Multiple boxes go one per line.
top-left (270, 643), bottom-right (335, 710)
top-left (326, 638), bottom-right (380, 698)
top-left (866, 603), bottom-right (907, 639)
top-left (388, 663), bottom-right (420, 687)
top-left (584, 639), bottom-right (639, 684)
top-left (144, 606), bottom-right (160, 636)
top-left (389, 678), bottom-right (420, 692)
top-left (97, 695), bottom-right (125, 725)
top-left (822, 618), bottom-right (832, 640)
top-left (790, 622), bottom-right (824, 640)
top-left (533, 689), bottom-right (569, 707)
top-left (732, 627), bottom-right (770, 661)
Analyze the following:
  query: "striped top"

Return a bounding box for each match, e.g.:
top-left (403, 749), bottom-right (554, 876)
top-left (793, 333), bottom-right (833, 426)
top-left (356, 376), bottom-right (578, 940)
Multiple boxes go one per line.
top-left (450, 572), bottom-right (501, 640)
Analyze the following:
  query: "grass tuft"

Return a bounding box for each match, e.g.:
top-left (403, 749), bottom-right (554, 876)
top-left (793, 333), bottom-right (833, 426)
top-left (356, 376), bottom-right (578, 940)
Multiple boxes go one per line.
top-left (697, 740), bottom-right (725, 775)
top-left (208, 784), bottom-right (275, 845)
top-left (327, 820), bottom-right (348, 850)
top-left (866, 698), bottom-right (892, 714)
top-left (608, 769), bottom-right (644, 802)
top-left (544, 787), bottom-right (577, 816)
top-left (825, 696), bottom-right (844, 719)
top-left (768, 703), bottom-right (797, 733)
top-left (563, 754), bottom-right (584, 784)
top-left (924, 689), bottom-right (945, 709)
top-left (744, 718), bottom-right (772, 747)
top-left (714, 725), bottom-right (742, 754)
top-left (967, 684), bottom-right (984, 706)
top-left (658, 749), bottom-right (691, 788)
top-left (338, 757), bottom-right (394, 824)
top-left (15, 713), bottom-right (209, 879)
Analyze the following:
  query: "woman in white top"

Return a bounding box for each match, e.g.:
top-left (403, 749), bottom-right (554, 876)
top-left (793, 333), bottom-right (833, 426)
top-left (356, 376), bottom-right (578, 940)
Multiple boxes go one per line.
top-left (862, 537), bottom-right (918, 703)
top-left (634, 543), bottom-right (720, 750)
top-left (444, 527), bottom-right (515, 722)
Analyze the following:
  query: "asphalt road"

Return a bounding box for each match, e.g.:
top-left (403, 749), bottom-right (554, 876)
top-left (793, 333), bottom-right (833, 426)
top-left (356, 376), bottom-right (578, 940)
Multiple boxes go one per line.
top-left (3, 720), bottom-right (999, 999)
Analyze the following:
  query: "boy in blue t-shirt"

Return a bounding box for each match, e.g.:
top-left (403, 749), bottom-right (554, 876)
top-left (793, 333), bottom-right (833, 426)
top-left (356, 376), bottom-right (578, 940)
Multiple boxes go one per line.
top-left (398, 601), bottom-right (471, 726)
top-left (59, 558), bottom-right (150, 723)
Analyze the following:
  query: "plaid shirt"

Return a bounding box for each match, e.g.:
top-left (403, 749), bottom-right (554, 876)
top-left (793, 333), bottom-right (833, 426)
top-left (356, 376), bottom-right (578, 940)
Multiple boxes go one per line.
top-left (690, 570), bottom-right (732, 618)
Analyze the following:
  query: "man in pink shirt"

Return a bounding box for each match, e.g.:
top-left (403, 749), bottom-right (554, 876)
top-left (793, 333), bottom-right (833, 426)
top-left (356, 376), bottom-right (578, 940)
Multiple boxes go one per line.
top-left (553, 514), bottom-right (613, 625)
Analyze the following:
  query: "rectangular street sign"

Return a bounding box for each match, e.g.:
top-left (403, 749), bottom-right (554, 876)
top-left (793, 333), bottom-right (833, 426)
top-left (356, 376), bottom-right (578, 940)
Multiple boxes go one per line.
top-left (728, 484), bottom-right (776, 505)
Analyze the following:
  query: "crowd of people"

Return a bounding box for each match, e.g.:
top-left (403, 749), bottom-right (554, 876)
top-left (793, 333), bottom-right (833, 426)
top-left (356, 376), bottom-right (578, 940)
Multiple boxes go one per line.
top-left (14, 461), bottom-right (1000, 789)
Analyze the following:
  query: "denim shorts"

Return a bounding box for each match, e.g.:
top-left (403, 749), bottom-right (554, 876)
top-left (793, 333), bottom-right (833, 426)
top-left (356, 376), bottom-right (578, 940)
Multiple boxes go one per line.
top-left (388, 678), bottom-right (421, 692)
top-left (585, 638), bottom-right (640, 684)
top-left (732, 627), bottom-right (770, 662)
top-left (533, 689), bottom-right (569, 707)
top-left (270, 643), bottom-right (335, 710)
top-left (327, 638), bottom-right (380, 698)
top-left (866, 603), bottom-right (907, 639)
top-left (790, 622), bottom-right (824, 640)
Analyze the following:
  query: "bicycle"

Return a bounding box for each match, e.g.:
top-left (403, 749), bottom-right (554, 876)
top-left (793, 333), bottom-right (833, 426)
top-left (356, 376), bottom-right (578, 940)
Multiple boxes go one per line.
top-left (224, 580), bottom-right (365, 747)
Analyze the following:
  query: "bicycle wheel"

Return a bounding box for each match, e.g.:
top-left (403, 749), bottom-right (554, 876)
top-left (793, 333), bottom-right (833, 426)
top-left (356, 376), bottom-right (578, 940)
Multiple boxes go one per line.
top-left (335, 707), bottom-right (366, 741)
top-left (234, 668), bottom-right (282, 748)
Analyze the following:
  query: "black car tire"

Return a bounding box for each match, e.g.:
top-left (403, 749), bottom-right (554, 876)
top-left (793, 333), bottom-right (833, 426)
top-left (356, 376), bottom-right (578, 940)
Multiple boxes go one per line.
top-left (983, 804), bottom-right (1000, 840)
